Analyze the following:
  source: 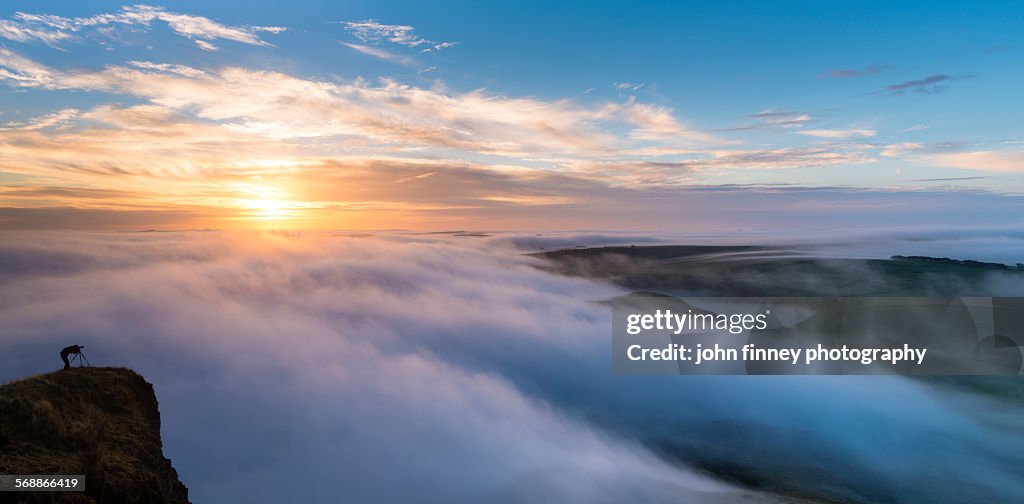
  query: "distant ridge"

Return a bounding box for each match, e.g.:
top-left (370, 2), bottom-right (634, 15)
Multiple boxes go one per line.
top-left (891, 255), bottom-right (1024, 270)
top-left (534, 245), bottom-right (1024, 297)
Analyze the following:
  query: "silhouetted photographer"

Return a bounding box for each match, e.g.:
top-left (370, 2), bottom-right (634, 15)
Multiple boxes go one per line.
top-left (60, 344), bottom-right (89, 370)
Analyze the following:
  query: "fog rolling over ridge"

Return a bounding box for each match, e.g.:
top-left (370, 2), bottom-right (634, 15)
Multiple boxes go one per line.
top-left (533, 244), bottom-right (1024, 299)
top-left (1, 230), bottom-right (1023, 503)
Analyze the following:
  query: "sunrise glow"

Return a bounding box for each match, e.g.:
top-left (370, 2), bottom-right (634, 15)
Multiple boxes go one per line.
top-left (0, 2), bottom-right (1019, 232)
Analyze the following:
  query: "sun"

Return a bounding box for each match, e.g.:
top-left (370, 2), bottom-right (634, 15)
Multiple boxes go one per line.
top-left (234, 184), bottom-right (297, 220)
top-left (246, 198), bottom-right (290, 219)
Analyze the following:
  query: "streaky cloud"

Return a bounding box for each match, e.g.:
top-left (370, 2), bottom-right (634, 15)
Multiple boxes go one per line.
top-left (0, 5), bottom-right (285, 51)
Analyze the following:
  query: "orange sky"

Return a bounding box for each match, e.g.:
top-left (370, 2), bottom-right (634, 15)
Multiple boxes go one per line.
top-left (1, 4), bottom-right (1022, 231)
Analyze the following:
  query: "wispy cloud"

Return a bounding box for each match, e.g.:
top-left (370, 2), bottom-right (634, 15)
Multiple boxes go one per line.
top-left (341, 43), bottom-right (414, 66)
top-left (879, 74), bottom-right (971, 95)
top-left (8, 49), bottom-right (727, 151)
top-left (0, 5), bottom-right (285, 51)
top-left (0, 18), bottom-right (74, 47)
top-left (394, 171), bottom-right (437, 183)
top-left (2, 108), bottom-right (79, 131)
top-left (0, 48), bottom-right (58, 87)
top-left (343, 20), bottom-right (430, 47)
top-left (910, 176), bottom-right (991, 182)
top-left (981, 44), bottom-right (1009, 55)
top-left (613, 82), bottom-right (645, 91)
top-left (881, 142), bottom-right (925, 157)
top-left (819, 65), bottom-right (885, 79)
top-left (573, 146), bottom-right (876, 186)
top-left (798, 129), bottom-right (876, 139)
top-left (420, 41), bottom-right (458, 54)
top-left (598, 97), bottom-right (720, 145)
top-left (697, 146), bottom-right (874, 170)
top-left (193, 39), bottom-right (218, 52)
top-left (881, 140), bottom-right (1024, 173)
top-left (341, 19), bottom-right (457, 60)
top-left (916, 150), bottom-right (1024, 173)
top-left (726, 109), bottom-right (812, 131)
top-left (900, 124), bottom-right (929, 133)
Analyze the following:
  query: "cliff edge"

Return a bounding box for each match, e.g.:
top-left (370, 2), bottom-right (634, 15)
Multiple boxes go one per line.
top-left (0, 367), bottom-right (190, 503)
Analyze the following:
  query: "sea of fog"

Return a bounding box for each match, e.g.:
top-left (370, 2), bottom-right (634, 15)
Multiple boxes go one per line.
top-left (1, 230), bottom-right (1022, 503)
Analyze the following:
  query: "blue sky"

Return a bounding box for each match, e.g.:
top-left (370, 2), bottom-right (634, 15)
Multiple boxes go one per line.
top-left (0, 1), bottom-right (1021, 230)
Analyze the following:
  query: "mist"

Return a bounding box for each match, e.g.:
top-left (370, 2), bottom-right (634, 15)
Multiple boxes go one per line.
top-left (1, 230), bottom-right (1021, 503)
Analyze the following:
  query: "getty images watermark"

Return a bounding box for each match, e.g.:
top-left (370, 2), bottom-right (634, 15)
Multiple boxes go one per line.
top-left (612, 296), bottom-right (1024, 375)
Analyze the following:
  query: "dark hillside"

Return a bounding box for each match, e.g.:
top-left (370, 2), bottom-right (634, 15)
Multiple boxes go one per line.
top-left (0, 367), bottom-right (189, 504)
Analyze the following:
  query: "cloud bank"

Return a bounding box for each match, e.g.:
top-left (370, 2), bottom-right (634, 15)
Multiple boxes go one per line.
top-left (1, 231), bottom-right (1023, 503)
top-left (0, 231), bottom-right (775, 503)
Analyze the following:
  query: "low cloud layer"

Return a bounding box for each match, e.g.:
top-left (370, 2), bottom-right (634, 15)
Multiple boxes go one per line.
top-left (0, 231), bottom-right (777, 503)
top-left (1, 231), bottom-right (1022, 503)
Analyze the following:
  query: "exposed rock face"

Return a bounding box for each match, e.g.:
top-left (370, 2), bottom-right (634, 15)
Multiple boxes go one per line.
top-left (0, 367), bottom-right (190, 504)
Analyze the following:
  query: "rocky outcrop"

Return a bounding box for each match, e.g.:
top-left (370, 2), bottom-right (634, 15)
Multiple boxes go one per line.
top-left (0, 367), bottom-right (190, 503)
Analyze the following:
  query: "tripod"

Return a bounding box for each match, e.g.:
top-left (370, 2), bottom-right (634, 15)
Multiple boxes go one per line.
top-left (69, 350), bottom-right (91, 367)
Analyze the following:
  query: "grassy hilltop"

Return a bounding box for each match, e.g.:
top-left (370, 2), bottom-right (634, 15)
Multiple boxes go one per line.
top-left (0, 368), bottom-right (189, 504)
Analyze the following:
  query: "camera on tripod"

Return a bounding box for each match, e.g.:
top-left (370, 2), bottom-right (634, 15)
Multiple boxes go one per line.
top-left (60, 344), bottom-right (91, 370)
